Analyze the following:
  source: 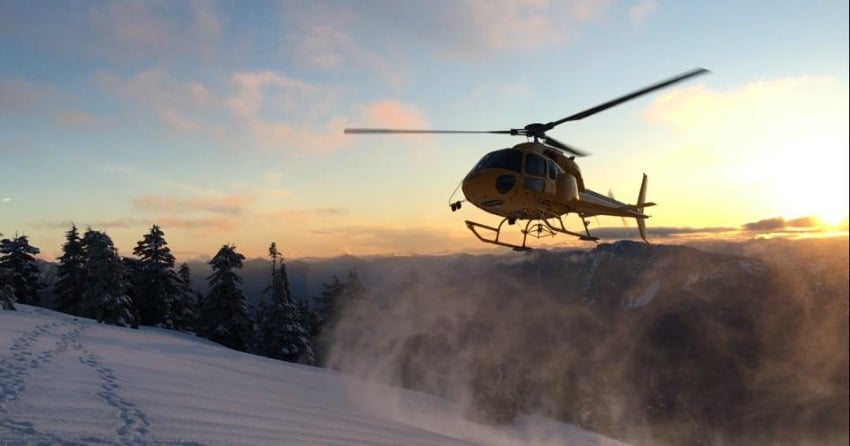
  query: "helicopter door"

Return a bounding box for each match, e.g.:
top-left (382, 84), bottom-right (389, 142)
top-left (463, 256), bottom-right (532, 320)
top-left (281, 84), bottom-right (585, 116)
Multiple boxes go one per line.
top-left (522, 153), bottom-right (550, 193)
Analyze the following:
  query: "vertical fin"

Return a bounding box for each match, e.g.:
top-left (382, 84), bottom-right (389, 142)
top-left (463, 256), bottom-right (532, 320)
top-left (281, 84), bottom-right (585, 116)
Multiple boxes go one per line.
top-left (636, 174), bottom-right (649, 244)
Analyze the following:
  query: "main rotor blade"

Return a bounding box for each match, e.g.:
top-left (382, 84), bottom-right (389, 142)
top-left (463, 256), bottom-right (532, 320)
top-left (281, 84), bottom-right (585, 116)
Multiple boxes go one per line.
top-left (546, 67), bottom-right (710, 128)
top-left (544, 135), bottom-right (589, 157)
top-left (344, 128), bottom-right (513, 135)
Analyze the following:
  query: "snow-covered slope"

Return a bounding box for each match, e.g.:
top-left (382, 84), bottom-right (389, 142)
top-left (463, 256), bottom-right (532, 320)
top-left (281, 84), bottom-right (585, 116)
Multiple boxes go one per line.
top-left (1, 306), bottom-right (625, 446)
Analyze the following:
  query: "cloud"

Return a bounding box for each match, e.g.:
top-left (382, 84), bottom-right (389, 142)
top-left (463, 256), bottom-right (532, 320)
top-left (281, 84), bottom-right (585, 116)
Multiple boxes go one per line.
top-left (58, 110), bottom-right (95, 127)
top-left (227, 71), bottom-right (318, 119)
top-left (96, 69), bottom-right (213, 112)
top-left (785, 216), bottom-right (821, 228)
top-left (158, 109), bottom-right (202, 132)
top-left (642, 76), bottom-right (841, 134)
top-left (356, 101), bottom-right (430, 129)
top-left (436, 0), bottom-right (613, 55)
top-left (308, 224), bottom-right (475, 254)
top-left (0, 78), bottom-right (63, 114)
top-left (257, 207), bottom-right (350, 225)
top-left (743, 217), bottom-right (786, 232)
top-left (96, 69), bottom-right (220, 134)
top-left (132, 194), bottom-right (249, 216)
top-left (155, 216), bottom-right (238, 231)
top-left (629, 0), bottom-right (658, 24)
top-left (42, 218), bottom-right (150, 230)
top-left (85, 0), bottom-right (222, 63)
top-left (96, 67), bottom-right (430, 155)
top-left (280, 0), bottom-right (613, 67)
top-left (741, 215), bottom-right (832, 232)
top-left (100, 68), bottom-right (350, 154)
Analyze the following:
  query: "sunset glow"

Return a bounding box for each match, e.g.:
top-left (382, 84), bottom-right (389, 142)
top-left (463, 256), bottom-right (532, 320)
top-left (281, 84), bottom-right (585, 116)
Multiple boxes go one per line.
top-left (1, 1), bottom-right (847, 261)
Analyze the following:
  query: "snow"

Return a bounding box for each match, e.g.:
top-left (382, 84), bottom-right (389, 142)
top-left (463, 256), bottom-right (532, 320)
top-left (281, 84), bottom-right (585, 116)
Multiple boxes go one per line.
top-left (1, 305), bottom-right (626, 446)
top-left (624, 280), bottom-right (660, 308)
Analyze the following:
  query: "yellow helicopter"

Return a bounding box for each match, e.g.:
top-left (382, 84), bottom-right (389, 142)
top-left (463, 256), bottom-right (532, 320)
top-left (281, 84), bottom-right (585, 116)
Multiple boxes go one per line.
top-left (345, 68), bottom-right (709, 251)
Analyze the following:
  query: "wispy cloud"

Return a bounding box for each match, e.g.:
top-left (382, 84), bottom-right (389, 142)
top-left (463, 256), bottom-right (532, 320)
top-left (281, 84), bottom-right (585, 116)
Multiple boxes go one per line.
top-left (0, 78), bottom-right (63, 114)
top-left (58, 110), bottom-right (96, 127)
top-left (280, 1), bottom-right (402, 83)
top-left (85, 0), bottom-right (222, 63)
top-left (743, 215), bottom-right (827, 232)
top-left (96, 67), bottom-right (365, 154)
top-left (280, 0), bottom-right (613, 66)
top-left (257, 207), bottom-right (350, 224)
top-left (356, 101), bottom-right (430, 129)
top-left (629, 0), bottom-right (658, 24)
top-left (227, 71), bottom-right (318, 119)
top-left (156, 216), bottom-right (238, 231)
top-left (642, 75), bottom-right (843, 133)
top-left (33, 218), bottom-right (149, 231)
top-left (432, 0), bottom-right (612, 56)
top-left (96, 69), bottom-right (213, 113)
top-left (307, 224), bottom-right (475, 254)
top-left (132, 194), bottom-right (249, 216)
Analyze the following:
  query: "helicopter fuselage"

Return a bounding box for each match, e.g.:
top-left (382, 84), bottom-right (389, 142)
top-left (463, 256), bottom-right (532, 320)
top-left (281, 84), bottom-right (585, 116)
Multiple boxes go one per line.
top-left (346, 68), bottom-right (708, 248)
top-left (462, 141), bottom-right (649, 222)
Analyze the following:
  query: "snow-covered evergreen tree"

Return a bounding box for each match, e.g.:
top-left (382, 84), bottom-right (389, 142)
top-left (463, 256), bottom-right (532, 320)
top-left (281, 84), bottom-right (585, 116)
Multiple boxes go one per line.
top-left (54, 224), bottom-right (86, 315)
top-left (81, 230), bottom-right (135, 327)
top-left (0, 234), bottom-right (43, 305)
top-left (198, 244), bottom-right (253, 352)
top-left (314, 269), bottom-right (368, 329)
top-left (121, 256), bottom-right (143, 326)
top-left (310, 269), bottom-right (370, 364)
top-left (172, 262), bottom-right (198, 331)
top-left (257, 243), bottom-right (314, 364)
top-left (314, 275), bottom-right (345, 326)
top-left (0, 265), bottom-right (14, 310)
top-left (133, 225), bottom-right (180, 328)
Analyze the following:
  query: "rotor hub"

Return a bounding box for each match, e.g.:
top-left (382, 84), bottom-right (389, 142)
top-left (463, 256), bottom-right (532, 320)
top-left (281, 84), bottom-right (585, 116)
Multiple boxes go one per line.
top-left (523, 123), bottom-right (549, 139)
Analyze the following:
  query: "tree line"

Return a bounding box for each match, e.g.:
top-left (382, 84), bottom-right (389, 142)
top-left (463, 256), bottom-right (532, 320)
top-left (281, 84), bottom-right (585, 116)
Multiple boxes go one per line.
top-left (0, 226), bottom-right (367, 366)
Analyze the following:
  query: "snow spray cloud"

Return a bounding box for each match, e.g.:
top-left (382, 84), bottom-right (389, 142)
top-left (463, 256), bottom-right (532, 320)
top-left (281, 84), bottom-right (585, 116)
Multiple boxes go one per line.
top-left (323, 239), bottom-right (849, 446)
top-left (322, 249), bottom-right (640, 444)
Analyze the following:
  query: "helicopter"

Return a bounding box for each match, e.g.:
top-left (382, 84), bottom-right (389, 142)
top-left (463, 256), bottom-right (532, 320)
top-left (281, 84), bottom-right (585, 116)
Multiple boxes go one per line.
top-left (345, 68), bottom-right (709, 251)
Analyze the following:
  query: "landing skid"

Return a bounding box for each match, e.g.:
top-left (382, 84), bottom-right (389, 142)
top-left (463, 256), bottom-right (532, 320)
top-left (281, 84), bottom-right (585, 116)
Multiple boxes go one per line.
top-left (465, 214), bottom-right (599, 250)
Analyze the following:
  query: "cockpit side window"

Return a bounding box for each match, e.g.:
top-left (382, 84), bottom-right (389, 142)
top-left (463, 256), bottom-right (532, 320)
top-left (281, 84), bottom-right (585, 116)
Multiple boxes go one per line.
top-left (524, 153), bottom-right (547, 177)
top-left (476, 149), bottom-right (522, 173)
top-left (547, 160), bottom-right (557, 179)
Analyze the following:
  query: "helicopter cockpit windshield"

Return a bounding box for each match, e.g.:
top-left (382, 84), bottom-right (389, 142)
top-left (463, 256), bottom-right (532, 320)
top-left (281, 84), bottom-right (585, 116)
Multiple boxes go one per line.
top-left (474, 148), bottom-right (523, 173)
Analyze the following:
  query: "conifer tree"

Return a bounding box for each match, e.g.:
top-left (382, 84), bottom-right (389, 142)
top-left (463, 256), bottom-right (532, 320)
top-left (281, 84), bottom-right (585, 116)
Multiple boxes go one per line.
top-left (121, 256), bottom-right (143, 325)
top-left (132, 224), bottom-right (180, 328)
top-left (54, 224), bottom-right (86, 315)
top-left (198, 244), bottom-right (253, 351)
top-left (172, 262), bottom-right (198, 331)
top-left (314, 275), bottom-right (345, 327)
top-left (81, 230), bottom-right (135, 327)
top-left (311, 269), bottom-right (370, 364)
top-left (257, 243), bottom-right (314, 364)
top-left (314, 269), bottom-right (368, 329)
top-left (0, 257), bottom-right (14, 310)
top-left (0, 234), bottom-right (43, 305)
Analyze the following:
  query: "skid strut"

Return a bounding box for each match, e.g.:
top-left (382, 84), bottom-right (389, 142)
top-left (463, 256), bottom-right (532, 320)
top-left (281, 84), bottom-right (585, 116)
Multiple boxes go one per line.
top-left (465, 214), bottom-right (598, 250)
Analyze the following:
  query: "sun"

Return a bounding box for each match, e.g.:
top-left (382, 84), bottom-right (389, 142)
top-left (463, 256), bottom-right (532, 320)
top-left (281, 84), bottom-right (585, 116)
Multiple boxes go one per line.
top-left (816, 210), bottom-right (850, 228)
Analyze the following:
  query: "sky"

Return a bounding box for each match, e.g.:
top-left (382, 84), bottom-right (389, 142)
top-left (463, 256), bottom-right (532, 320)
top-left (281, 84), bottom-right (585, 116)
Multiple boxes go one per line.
top-left (1, 0), bottom-right (848, 261)
top-left (1, 304), bottom-right (626, 445)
